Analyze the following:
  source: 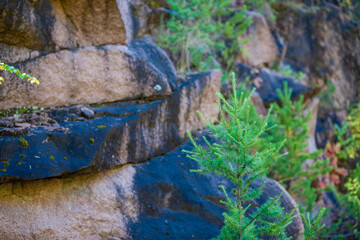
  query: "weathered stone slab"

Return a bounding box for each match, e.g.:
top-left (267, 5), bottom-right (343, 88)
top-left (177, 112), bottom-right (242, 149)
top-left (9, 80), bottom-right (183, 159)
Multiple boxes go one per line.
top-left (0, 38), bottom-right (177, 110)
top-left (253, 68), bottom-right (319, 106)
top-left (0, 70), bottom-right (221, 183)
top-left (0, 0), bottom-right (131, 55)
top-left (274, 2), bottom-right (360, 109)
top-left (236, 11), bottom-right (279, 68)
top-left (0, 131), bottom-right (303, 240)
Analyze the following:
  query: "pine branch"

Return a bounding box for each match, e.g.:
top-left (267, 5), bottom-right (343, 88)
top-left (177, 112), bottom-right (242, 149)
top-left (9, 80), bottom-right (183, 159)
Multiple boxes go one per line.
top-left (241, 193), bottom-right (282, 233)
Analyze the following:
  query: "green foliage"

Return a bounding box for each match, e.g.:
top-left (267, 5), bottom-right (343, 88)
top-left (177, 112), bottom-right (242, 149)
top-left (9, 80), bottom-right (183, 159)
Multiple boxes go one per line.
top-left (301, 208), bottom-right (326, 240)
top-left (339, 0), bottom-right (360, 21)
top-left (334, 102), bottom-right (360, 160)
top-left (318, 81), bottom-right (336, 109)
top-left (341, 164), bottom-right (360, 218)
top-left (157, 0), bottom-right (251, 76)
top-left (184, 74), bottom-right (295, 239)
top-left (244, 0), bottom-right (277, 21)
top-left (89, 138), bottom-right (95, 144)
top-left (19, 138), bottom-right (29, 148)
top-left (263, 82), bottom-right (332, 238)
top-left (0, 62), bottom-right (39, 85)
top-left (0, 106), bottom-right (44, 118)
top-left (264, 83), bottom-right (324, 190)
top-left (278, 65), bottom-right (306, 82)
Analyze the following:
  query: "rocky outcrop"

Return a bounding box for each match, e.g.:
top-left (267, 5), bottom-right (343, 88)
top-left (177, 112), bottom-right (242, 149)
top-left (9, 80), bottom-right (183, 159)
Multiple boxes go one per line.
top-left (0, 132), bottom-right (303, 240)
top-left (254, 68), bottom-right (319, 106)
top-left (0, 38), bottom-right (177, 110)
top-left (236, 11), bottom-right (279, 68)
top-left (0, 70), bottom-right (221, 183)
top-left (274, 2), bottom-right (360, 109)
top-left (0, 0), bottom-right (133, 63)
top-left (234, 64), bottom-right (319, 106)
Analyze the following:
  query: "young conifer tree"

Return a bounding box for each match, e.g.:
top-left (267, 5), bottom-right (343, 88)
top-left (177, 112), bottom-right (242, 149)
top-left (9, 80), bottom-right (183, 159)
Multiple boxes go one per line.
top-left (264, 82), bottom-right (329, 211)
top-left (184, 73), bottom-right (295, 239)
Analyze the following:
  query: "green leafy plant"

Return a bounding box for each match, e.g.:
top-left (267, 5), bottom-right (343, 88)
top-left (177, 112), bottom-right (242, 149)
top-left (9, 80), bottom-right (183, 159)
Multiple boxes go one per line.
top-left (19, 138), bottom-right (29, 148)
top-left (0, 62), bottom-right (39, 85)
top-left (184, 74), bottom-right (295, 239)
top-left (244, 0), bottom-right (277, 21)
top-left (333, 163), bottom-right (360, 238)
top-left (278, 65), bottom-right (306, 82)
top-left (339, 0), bottom-right (360, 21)
top-left (339, 102), bottom-right (360, 159)
top-left (157, 0), bottom-right (251, 77)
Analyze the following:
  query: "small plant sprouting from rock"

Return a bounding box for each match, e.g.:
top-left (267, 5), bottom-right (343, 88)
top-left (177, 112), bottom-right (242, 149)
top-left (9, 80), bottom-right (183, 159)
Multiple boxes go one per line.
top-left (89, 138), bottom-right (95, 144)
top-left (49, 156), bottom-right (54, 160)
top-left (19, 138), bottom-right (29, 148)
top-left (184, 73), bottom-right (295, 239)
top-left (0, 62), bottom-right (39, 85)
top-left (97, 125), bottom-right (106, 129)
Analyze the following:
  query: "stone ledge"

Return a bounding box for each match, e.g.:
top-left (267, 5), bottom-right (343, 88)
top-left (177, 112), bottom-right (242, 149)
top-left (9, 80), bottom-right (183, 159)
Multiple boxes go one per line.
top-left (0, 70), bottom-right (221, 184)
top-left (0, 38), bottom-right (177, 110)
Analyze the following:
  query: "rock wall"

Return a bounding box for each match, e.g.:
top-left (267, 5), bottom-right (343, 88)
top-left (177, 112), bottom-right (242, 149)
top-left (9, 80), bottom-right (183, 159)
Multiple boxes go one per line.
top-left (0, 0), bottom-right (132, 60)
top-left (0, 0), bottom-right (148, 110)
top-left (236, 11), bottom-right (279, 68)
top-left (0, 134), bottom-right (303, 240)
top-left (0, 38), bottom-right (177, 110)
top-left (274, 2), bottom-right (360, 109)
top-left (0, 71), bottom-right (221, 183)
top-left (0, 1), bottom-right (308, 239)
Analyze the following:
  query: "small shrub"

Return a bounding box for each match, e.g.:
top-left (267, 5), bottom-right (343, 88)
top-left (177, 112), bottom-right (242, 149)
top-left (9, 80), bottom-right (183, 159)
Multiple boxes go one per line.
top-left (263, 82), bottom-right (332, 239)
top-left (184, 74), bottom-right (295, 239)
top-left (157, 0), bottom-right (251, 77)
top-left (19, 138), bottom-right (29, 148)
top-left (279, 65), bottom-right (306, 82)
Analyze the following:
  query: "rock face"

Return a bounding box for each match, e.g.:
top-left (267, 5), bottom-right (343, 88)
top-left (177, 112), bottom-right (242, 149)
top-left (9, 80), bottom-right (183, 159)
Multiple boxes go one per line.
top-left (0, 0), bottom-right (132, 62)
top-left (0, 38), bottom-right (177, 110)
top-left (274, 2), bottom-right (360, 109)
top-left (0, 71), bottom-right (221, 183)
top-left (234, 65), bottom-right (319, 106)
top-left (0, 133), bottom-right (303, 240)
top-left (254, 68), bottom-right (319, 106)
top-left (236, 11), bottom-right (279, 68)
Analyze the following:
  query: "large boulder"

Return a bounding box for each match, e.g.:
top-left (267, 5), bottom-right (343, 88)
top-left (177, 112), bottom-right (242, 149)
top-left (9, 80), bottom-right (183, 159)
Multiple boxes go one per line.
top-left (274, 2), bottom-right (360, 109)
top-left (254, 68), bottom-right (319, 106)
top-left (0, 132), bottom-right (303, 240)
top-left (0, 38), bottom-right (177, 110)
top-left (0, 0), bottom-right (133, 63)
top-left (236, 11), bottom-right (279, 68)
top-left (0, 70), bottom-right (221, 183)
top-left (233, 65), bottom-right (319, 106)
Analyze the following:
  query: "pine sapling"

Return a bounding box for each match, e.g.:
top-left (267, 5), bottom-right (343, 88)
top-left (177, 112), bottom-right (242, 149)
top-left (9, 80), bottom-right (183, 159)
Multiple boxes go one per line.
top-left (264, 82), bottom-right (332, 239)
top-left (264, 82), bottom-right (330, 211)
top-left (184, 73), bottom-right (295, 239)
